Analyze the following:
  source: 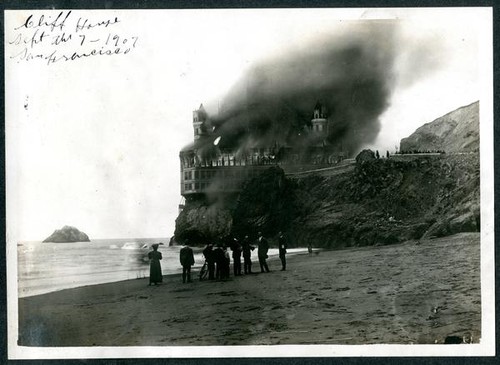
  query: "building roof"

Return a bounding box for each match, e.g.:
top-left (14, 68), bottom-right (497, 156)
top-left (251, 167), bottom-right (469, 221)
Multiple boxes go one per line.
top-left (180, 134), bottom-right (220, 153)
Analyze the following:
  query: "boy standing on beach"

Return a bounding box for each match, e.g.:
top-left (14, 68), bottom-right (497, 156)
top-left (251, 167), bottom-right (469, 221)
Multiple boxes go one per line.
top-left (180, 242), bottom-right (195, 283)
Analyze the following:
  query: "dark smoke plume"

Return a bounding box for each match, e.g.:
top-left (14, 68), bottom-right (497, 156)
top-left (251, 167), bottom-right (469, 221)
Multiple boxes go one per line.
top-left (208, 21), bottom-right (400, 156)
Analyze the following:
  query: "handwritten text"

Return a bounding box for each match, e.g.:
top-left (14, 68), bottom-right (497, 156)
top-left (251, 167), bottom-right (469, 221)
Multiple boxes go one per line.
top-left (8, 11), bottom-right (138, 66)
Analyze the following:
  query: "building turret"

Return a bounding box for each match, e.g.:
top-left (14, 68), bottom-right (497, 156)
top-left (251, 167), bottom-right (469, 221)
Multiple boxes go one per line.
top-left (193, 104), bottom-right (210, 140)
top-left (311, 101), bottom-right (328, 135)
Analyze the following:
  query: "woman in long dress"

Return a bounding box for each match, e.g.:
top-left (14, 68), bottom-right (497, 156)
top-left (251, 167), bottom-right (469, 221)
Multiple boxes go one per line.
top-left (148, 243), bottom-right (163, 285)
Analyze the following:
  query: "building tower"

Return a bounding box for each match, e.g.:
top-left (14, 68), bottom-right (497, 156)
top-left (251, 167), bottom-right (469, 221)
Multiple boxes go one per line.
top-left (311, 101), bottom-right (328, 135)
top-left (193, 104), bottom-right (209, 140)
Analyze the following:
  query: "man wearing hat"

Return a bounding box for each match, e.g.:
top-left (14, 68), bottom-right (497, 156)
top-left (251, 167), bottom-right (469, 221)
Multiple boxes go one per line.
top-left (232, 237), bottom-right (243, 276)
top-left (278, 231), bottom-right (288, 271)
top-left (214, 242), bottom-right (225, 280)
top-left (257, 232), bottom-right (270, 273)
top-left (179, 240), bottom-right (195, 283)
top-left (203, 242), bottom-right (216, 280)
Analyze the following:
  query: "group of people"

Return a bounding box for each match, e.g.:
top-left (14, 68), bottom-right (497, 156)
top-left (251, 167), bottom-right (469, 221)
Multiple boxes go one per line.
top-left (147, 232), bottom-right (289, 285)
top-left (199, 231), bottom-right (288, 282)
top-left (148, 242), bottom-right (196, 285)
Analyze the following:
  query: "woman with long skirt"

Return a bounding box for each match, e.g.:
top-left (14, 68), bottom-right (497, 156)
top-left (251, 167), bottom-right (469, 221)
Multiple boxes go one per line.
top-left (148, 243), bottom-right (163, 285)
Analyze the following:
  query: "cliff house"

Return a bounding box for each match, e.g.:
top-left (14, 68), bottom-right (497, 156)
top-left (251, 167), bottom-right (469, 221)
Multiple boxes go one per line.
top-left (179, 102), bottom-right (346, 199)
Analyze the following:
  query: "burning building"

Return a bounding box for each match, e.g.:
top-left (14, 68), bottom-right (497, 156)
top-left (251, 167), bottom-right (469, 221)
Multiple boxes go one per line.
top-left (178, 23), bottom-right (403, 199)
top-left (179, 102), bottom-right (346, 198)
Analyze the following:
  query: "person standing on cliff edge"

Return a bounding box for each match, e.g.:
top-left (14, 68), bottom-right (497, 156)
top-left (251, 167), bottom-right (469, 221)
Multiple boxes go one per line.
top-left (180, 241), bottom-right (195, 283)
top-left (257, 232), bottom-right (270, 273)
top-left (148, 243), bottom-right (163, 286)
top-left (278, 231), bottom-right (288, 271)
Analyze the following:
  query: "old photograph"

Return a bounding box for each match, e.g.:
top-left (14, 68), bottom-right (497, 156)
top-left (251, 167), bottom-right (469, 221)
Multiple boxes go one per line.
top-left (5, 6), bottom-right (494, 359)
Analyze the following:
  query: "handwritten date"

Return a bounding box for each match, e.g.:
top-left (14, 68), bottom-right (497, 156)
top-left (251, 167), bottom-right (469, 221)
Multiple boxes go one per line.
top-left (8, 11), bottom-right (137, 66)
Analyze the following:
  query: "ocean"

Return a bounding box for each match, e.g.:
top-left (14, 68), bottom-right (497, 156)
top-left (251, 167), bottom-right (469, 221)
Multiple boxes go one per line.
top-left (17, 238), bottom-right (304, 298)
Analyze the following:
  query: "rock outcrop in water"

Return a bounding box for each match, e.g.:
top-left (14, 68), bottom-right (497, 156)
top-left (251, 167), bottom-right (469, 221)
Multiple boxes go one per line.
top-left (43, 226), bottom-right (90, 243)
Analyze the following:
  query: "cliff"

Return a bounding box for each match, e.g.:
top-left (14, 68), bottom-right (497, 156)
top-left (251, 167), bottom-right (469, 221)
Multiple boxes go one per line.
top-left (400, 101), bottom-right (479, 153)
top-left (43, 226), bottom-right (90, 243)
top-left (175, 199), bottom-right (233, 243)
top-left (174, 103), bottom-right (480, 248)
top-left (288, 154), bottom-right (479, 248)
top-left (175, 152), bottom-right (479, 248)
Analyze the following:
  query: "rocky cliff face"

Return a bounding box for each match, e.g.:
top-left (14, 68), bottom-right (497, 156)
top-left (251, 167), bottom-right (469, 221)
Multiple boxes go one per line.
top-left (289, 154), bottom-right (479, 248)
top-left (174, 199), bottom-right (233, 243)
top-left (400, 101), bottom-right (479, 153)
top-left (174, 103), bottom-right (480, 247)
top-left (43, 226), bottom-right (90, 243)
top-left (174, 153), bottom-right (479, 248)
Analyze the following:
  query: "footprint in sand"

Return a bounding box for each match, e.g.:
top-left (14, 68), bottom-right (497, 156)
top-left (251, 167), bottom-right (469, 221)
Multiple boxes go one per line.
top-left (335, 287), bottom-right (350, 292)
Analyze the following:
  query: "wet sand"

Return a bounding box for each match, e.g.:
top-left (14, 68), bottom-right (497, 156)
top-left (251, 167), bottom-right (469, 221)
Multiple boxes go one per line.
top-left (18, 233), bottom-right (481, 346)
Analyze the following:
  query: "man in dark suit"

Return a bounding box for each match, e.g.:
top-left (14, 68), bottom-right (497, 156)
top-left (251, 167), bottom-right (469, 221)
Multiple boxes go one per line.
top-left (203, 243), bottom-right (215, 280)
top-left (257, 232), bottom-right (270, 273)
top-left (180, 241), bottom-right (195, 283)
top-left (242, 235), bottom-right (255, 274)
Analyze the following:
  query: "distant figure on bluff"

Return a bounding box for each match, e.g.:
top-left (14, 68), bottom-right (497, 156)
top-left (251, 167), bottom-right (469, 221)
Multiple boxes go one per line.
top-left (180, 241), bottom-right (195, 283)
top-left (257, 232), bottom-right (270, 273)
top-left (148, 244), bottom-right (163, 286)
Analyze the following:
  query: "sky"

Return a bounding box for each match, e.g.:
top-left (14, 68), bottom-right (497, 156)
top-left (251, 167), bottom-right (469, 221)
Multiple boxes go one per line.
top-left (5, 7), bottom-right (492, 241)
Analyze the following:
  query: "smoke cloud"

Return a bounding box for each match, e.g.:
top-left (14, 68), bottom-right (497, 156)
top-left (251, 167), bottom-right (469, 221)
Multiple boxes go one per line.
top-left (207, 21), bottom-right (400, 156)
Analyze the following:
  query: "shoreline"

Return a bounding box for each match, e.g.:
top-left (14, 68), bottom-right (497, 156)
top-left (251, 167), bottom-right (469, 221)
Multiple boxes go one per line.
top-left (18, 248), bottom-right (310, 299)
top-left (18, 233), bottom-right (481, 346)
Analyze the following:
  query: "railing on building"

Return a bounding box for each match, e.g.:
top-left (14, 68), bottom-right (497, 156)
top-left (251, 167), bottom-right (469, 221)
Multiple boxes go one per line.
top-left (180, 147), bottom-right (346, 196)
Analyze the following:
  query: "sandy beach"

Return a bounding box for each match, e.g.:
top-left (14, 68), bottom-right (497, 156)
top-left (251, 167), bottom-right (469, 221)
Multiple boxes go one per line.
top-left (18, 233), bottom-right (481, 347)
